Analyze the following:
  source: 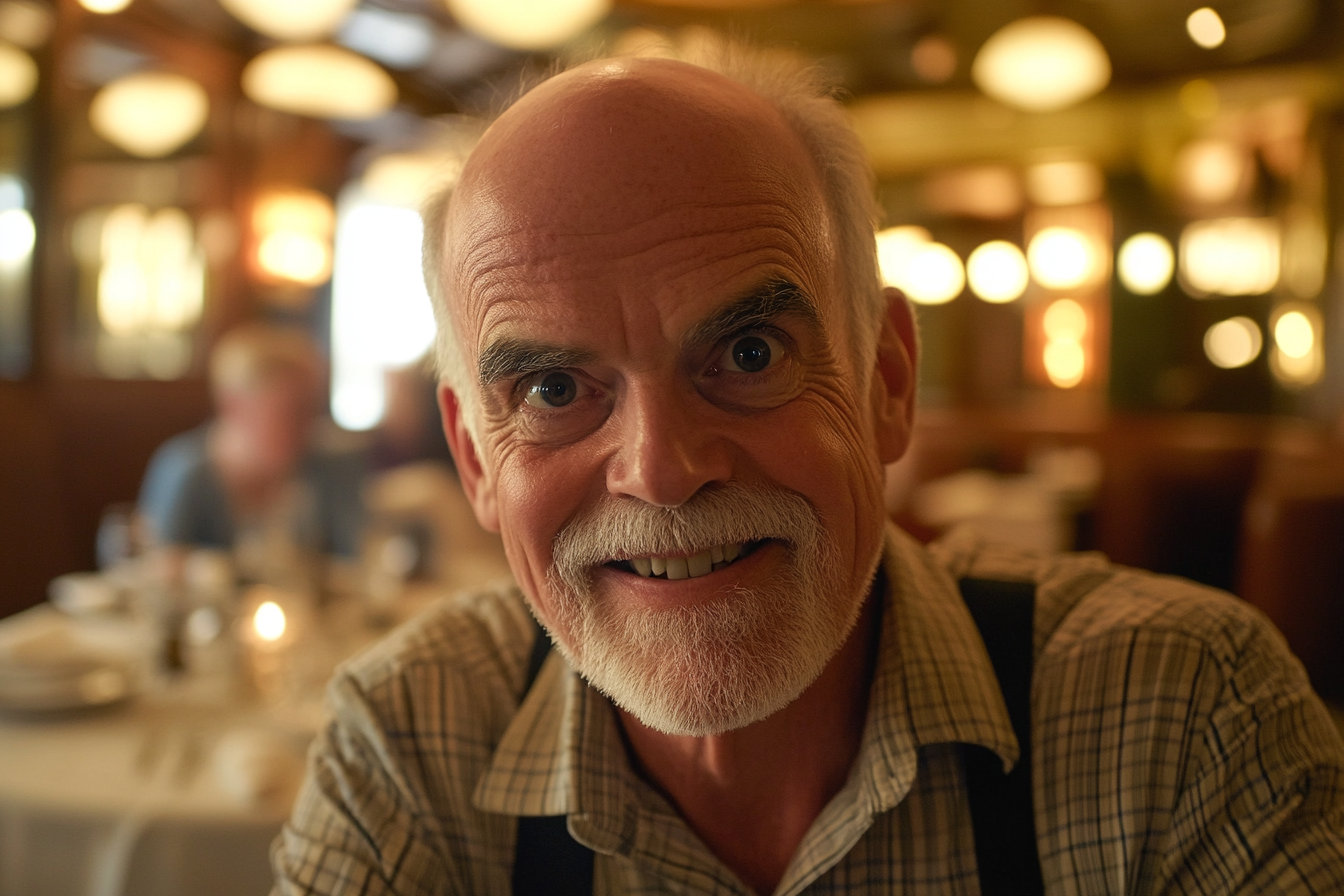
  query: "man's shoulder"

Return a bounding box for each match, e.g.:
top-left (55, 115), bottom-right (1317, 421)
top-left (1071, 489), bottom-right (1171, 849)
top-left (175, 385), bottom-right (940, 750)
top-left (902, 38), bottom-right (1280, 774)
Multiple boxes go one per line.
top-left (926, 526), bottom-right (1287, 670)
top-left (340, 581), bottom-right (536, 701)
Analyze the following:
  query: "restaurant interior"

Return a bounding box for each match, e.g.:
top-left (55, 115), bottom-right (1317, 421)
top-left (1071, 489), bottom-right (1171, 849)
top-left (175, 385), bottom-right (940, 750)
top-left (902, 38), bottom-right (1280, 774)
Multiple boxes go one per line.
top-left (0, 0), bottom-right (1341, 893)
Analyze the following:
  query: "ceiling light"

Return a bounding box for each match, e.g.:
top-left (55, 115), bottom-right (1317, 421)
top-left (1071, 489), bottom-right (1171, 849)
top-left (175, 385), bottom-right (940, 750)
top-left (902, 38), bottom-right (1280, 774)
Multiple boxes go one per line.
top-left (966, 241), bottom-right (1028, 303)
top-left (89, 72), bottom-right (209, 158)
top-left (1270, 304), bottom-right (1322, 386)
top-left (1116, 233), bottom-right (1174, 295)
top-left (0, 42), bottom-right (36, 108)
top-left (444, 0), bottom-right (610, 50)
top-left (971, 16), bottom-right (1110, 113)
top-left (1204, 317), bottom-right (1261, 369)
top-left (79, 0), bottom-right (132, 13)
top-left (1186, 7), bottom-right (1226, 49)
top-left (242, 45), bottom-right (396, 120)
top-left (220, 0), bottom-right (357, 41)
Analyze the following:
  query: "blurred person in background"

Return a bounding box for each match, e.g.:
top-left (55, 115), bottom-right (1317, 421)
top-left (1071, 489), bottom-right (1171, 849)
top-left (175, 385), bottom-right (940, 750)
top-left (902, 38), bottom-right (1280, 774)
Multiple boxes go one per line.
top-left (138, 322), bottom-right (366, 581)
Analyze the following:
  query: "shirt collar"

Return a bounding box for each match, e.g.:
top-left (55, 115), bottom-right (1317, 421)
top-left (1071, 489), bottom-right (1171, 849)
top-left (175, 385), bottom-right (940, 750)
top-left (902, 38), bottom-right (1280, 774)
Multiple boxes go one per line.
top-left (474, 523), bottom-right (1019, 839)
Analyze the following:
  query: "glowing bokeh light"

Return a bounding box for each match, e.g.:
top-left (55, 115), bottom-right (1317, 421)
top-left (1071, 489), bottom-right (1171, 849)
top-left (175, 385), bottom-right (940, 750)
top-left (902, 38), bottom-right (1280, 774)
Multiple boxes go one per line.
top-left (220, 0), bottom-right (356, 41)
top-left (971, 16), bottom-right (1110, 113)
top-left (242, 45), bottom-right (395, 120)
top-left (1117, 232), bottom-right (1175, 295)
top-left (1180, 218), bottom-right (1279, 296)
top-left (1186, 7), bottom-right (1226, 49)
top-left (903, 242), bottom-right (965, 305)
top-left (78, 0), bottom-right (132, 12)
top-left (875, 226), bottom-right (931, 290)
top-left (1043, 298), bottom-right (1087, 341)
top-left (966, 240), bottom-right (1028, 303)
top-left (1027, 226), bottom-right (1095, 290)
top-left (1274, 310), bottom-right (1314, 359)
top-left (0, 208), bottom-right (35, 266)
top-left (1204, 317), bottom-right (1261, 369)
top-left (253, 600), bottom-right (287, 642)
top-left (0, 43), bottom-right (38, 108)
top-left (1176, 139), bottom-right (1245, 205)
top-left (1043, 339), bottom-right (1085, 388)
top-left (444, 0), bottom-right (611, 50)
top-left (89, 72), bottom-right (209, 159)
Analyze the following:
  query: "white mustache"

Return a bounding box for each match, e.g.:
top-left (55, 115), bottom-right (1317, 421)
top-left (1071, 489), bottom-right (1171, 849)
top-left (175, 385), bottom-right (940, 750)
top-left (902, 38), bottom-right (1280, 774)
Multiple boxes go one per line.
top-left (550, 481), bottom-right (821, 579)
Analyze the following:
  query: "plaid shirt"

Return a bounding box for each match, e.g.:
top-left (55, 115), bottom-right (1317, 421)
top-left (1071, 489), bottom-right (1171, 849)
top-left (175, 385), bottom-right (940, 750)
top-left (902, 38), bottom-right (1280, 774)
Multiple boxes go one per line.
top-left (272, 525), bottom-right (1344, 894)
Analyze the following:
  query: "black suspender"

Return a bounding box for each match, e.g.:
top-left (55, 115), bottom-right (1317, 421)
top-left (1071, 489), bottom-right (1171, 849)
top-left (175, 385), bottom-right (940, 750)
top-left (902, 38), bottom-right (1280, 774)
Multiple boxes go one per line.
top-left (511, 626), bottom-right (597, 896)
top-left (959, 577), bottom-right (1045, 896)
top-left (511, 578), bottom-right (1043, 895)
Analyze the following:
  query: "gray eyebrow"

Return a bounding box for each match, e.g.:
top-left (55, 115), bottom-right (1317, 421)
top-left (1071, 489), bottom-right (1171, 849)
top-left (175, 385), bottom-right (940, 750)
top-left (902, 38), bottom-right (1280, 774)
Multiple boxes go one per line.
top-left (683, 279), bottom-right (823, 349)
top-left (477, 339), bottom-right (598, 388)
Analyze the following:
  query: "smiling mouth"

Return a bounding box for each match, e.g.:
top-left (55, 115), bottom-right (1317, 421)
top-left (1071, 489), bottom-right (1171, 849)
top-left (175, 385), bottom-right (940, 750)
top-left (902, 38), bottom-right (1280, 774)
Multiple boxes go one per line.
top-left (607, 540), bottom-right (767, 580)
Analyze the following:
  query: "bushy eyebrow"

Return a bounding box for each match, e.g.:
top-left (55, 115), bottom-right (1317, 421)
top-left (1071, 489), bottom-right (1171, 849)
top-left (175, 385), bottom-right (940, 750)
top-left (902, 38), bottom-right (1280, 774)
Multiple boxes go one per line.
top-left (683, 278), bottom-right (823, 350)
top-left (477, 339), bottom-right (597, 388)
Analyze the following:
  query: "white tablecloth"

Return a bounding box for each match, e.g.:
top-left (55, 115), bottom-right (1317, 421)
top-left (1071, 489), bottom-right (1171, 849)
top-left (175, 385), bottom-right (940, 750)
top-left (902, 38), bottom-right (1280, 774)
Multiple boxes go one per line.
top-left (0, 607), bottom-right (321, 896)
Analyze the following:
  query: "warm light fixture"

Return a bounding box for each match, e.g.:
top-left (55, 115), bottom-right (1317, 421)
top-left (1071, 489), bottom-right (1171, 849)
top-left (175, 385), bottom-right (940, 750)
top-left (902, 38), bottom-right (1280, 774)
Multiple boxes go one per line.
top-left (444, 0), bottom-right (610, 50)
top-left (1180, 218), bottom-right (1279, 296)
top-left (242, 45), bottom-right (396, 120)
top-left (1270, 304), bottom-right (1322, 386)
top-left (253, 600), bottom-right (287, 642)
top-left (221, 0), bottom-right (356, 41)
top-left (89, 72), bottom-right (209, 158)
top-left (361, 152), bottom-right (462, 208)
top-left (1204, 317), bottom-right (1261, 369)
top-left (903, 242), bottom-right (965, 305)
top-left (1116, 233), bottom-right (1174, 295)
top-left (78, 0), bottom-right (133, 13)
top-left (1041, 298), bottom-right (1088, 388)
top-left (0, 43), bottom-right (37, 108)
top-left (0, 207), bottom-right (35, 266)
top-left (1186, 7), bottom-right (1226, 49)
top-left (875, 226), bottom-right (932, 292)
top-left (971, 16), bottom-right (1110, 113)
top-left (252, 189), bottom-right (335, 286)
top-left (966, 240), bottom-right (1028, 303)
top-left (1027, 226), bottom-right (1096, 290)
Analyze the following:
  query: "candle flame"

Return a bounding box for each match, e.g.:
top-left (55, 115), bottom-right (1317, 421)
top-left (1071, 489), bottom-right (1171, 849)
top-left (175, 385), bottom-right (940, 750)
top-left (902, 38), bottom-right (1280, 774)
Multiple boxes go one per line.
top-left (254, 600), bottom-right (287, 642)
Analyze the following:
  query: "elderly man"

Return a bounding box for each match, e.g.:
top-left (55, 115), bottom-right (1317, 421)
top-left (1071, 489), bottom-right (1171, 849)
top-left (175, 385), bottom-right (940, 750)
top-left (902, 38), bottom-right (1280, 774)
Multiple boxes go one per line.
top-left (273, 52), bottom-right (1344, 895)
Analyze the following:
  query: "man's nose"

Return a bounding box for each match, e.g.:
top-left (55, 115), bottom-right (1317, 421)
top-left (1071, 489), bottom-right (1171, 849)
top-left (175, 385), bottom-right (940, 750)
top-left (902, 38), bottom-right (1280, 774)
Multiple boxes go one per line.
top-left (605, 385), bottom-right (733, 508)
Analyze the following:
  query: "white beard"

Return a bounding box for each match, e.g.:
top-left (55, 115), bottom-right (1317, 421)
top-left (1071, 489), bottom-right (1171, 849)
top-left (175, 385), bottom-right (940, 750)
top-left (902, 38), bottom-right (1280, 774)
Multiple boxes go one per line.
top-left (545, 481), bottom-right (871, 736)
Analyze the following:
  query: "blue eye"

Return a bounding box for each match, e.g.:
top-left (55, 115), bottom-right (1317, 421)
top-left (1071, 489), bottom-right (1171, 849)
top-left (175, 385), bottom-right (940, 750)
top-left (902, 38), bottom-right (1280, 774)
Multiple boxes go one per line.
top-left (524, 371), bottom-right (578, 408)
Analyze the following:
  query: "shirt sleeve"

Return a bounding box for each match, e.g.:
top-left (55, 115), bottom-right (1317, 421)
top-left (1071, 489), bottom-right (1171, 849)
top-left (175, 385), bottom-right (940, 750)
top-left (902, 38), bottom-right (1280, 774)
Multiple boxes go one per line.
top-left (1156, 614), bottom-right (1344, 894)
top-left (270, 671), bottom-right (448, 896)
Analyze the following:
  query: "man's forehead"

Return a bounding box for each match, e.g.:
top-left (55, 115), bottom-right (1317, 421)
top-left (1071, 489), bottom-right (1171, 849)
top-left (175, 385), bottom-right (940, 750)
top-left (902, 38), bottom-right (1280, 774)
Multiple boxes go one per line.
top-left (447, 58), bottom-right (825, 237)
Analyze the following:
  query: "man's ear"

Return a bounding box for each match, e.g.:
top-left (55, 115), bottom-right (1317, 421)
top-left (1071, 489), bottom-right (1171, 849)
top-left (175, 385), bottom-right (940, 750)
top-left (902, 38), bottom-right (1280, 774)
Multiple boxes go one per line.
top-left (870, 286), bottom-right (918, 465)
top-left (438, 385), bottom-right (500, 533)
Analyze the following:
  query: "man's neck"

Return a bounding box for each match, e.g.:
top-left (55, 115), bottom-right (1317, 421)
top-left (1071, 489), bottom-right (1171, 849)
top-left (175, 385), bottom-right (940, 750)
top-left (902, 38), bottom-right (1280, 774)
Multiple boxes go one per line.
top-left (616, 590), bottom-right (883, 896)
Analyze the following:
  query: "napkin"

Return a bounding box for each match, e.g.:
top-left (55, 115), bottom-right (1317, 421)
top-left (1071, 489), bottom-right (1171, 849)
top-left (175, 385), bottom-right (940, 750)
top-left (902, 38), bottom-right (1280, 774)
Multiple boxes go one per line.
top-left (212, 729), bottom-right (307, 807)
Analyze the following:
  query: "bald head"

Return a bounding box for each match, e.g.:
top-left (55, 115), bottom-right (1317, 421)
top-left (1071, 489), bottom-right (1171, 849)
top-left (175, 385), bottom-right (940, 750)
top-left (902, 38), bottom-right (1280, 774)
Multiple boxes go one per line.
top-left (453, 58), bottom-right (826, 238)
top-left (422, 49), bottom-right (884, 403)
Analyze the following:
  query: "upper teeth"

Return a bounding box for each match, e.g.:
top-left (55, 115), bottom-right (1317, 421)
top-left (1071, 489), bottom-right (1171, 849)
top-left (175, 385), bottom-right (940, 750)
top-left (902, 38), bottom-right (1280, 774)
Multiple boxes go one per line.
top-left (630, 543), bottom-right (743, 579)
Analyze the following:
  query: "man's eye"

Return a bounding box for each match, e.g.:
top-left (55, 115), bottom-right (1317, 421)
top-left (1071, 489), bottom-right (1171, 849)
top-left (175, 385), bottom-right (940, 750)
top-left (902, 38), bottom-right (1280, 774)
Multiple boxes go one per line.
top-left (524, 371), bottom-right (579, 408)
top-left (721, 334), bottom-right (783, 374)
